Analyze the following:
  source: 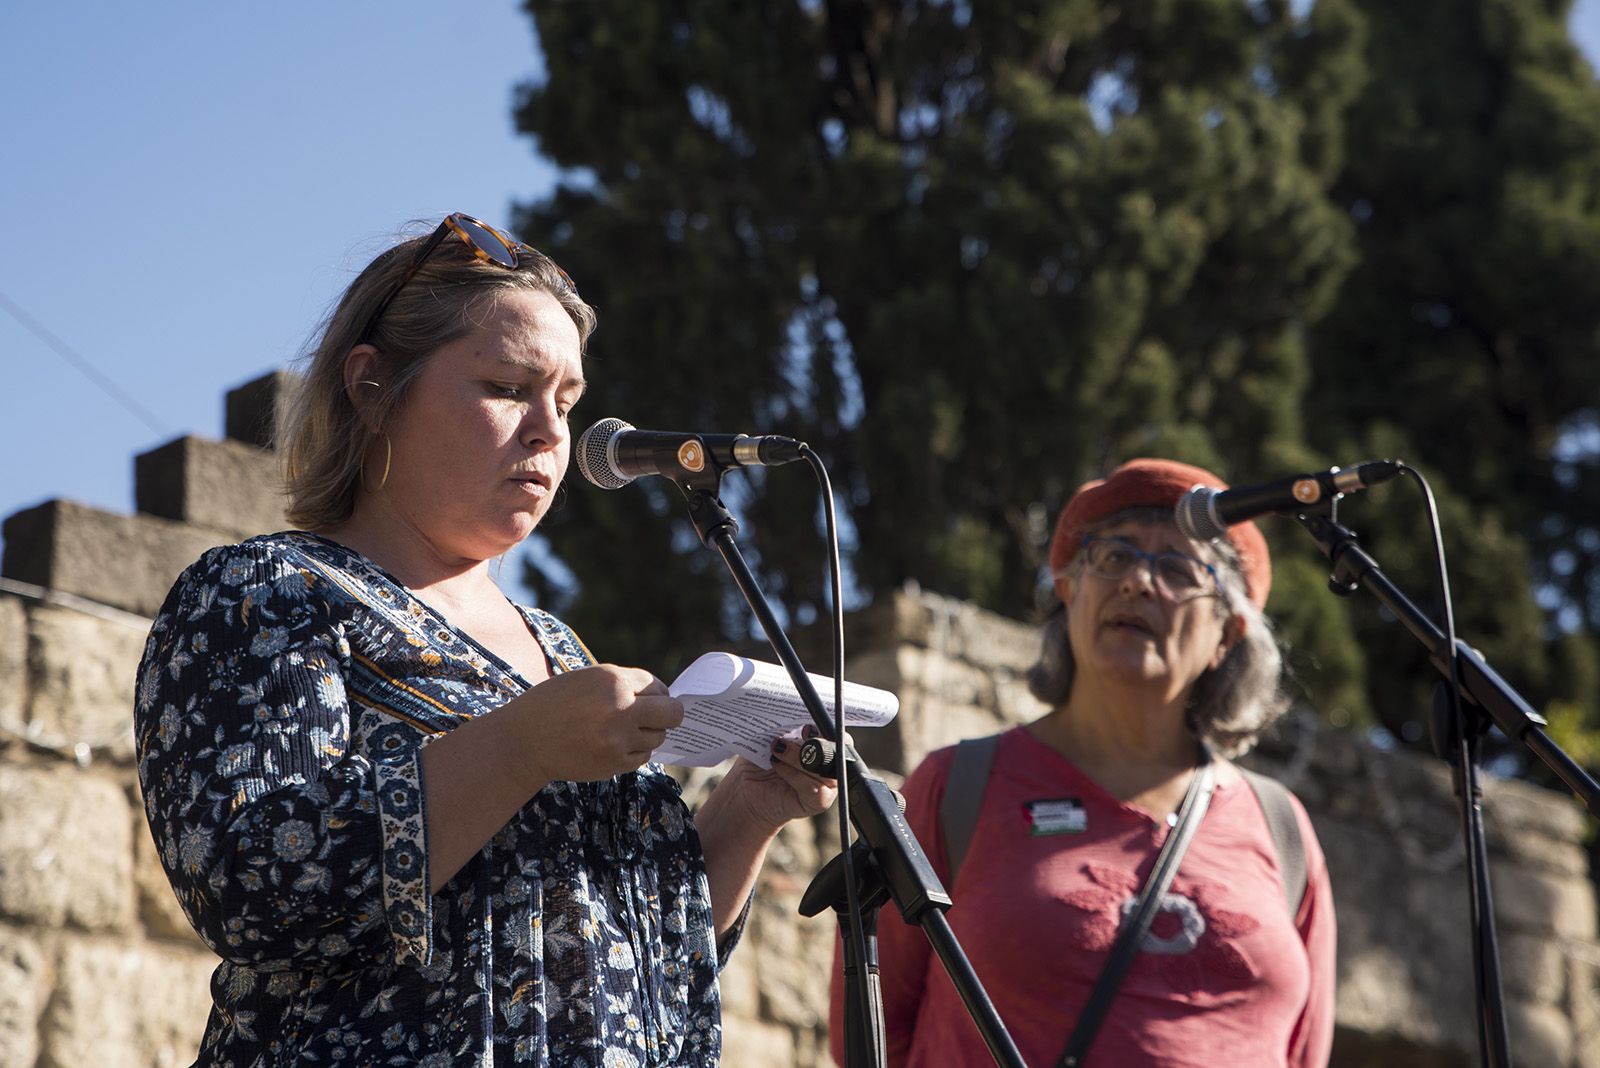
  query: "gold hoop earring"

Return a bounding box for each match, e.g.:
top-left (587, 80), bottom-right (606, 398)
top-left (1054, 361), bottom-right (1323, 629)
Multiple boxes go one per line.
top-left (360, 433), bottom-right (392, 494)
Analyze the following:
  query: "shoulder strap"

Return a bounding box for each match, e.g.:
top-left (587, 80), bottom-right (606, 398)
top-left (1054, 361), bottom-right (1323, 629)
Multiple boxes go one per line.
top-left (1058, 754), bottom-right (1217, 1068)
top-left (940, 733), bottom-right (1001, 882)
top-left (1239, 768), bottom-right (1308, 917)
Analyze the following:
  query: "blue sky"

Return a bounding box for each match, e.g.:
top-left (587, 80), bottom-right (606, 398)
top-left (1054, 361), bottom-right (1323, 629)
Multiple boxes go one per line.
top-left (4, 3), bottom-right (1600, 569)
top-left (0, 3), bottom-right (554, 531)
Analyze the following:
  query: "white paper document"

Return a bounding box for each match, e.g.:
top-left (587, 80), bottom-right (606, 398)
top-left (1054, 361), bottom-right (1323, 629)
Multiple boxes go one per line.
top-left (655, 652), bottom-right (899, 768)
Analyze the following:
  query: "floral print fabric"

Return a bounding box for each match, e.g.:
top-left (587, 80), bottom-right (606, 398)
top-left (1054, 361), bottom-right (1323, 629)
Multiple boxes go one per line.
top-left (134, 532), bottom-right (730, 1066)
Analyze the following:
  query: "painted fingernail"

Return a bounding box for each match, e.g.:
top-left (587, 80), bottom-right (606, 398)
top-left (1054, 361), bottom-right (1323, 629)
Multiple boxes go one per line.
top-left (772, 739), bottom-right (788, 754)
top-left (801, 725), bottom-right (816, 739)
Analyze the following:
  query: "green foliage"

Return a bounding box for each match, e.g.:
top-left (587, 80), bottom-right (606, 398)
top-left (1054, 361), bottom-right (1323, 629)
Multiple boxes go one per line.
top-left (1305, 0), bottom-right (1600, 747)
top-left (1270, 554), bottom-right (1370, 726)
top-left (515, 0), bottom-right (1364, 668)
top-left (512, 0), bottom-right (1600, 771)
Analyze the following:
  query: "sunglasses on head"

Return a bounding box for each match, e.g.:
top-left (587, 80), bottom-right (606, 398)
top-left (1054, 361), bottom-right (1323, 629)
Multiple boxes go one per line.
top-left (356, 212), bottom-right (578, 345)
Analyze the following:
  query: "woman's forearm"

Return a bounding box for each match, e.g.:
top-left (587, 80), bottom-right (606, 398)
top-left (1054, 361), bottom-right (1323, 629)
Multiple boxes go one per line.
top-left (418, 707), bottom-right (548, 893)
top-left (694, 775), bottom-right (782, 939)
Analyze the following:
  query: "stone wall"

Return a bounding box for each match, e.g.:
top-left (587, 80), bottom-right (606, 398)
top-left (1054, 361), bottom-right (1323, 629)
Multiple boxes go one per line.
top-left (0, 374), bottom-right (291, 1068)
top-left (1, 371), bottom-right (1597, 1066)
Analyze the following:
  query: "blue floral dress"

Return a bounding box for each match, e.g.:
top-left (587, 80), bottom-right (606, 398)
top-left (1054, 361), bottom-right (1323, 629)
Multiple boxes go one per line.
top-left (134, 532), bottom-right (736, 1067)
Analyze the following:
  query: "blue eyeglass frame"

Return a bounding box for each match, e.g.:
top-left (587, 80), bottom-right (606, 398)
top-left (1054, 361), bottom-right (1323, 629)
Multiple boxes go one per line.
top-left (1079, 535), bottom-right (1221, 599)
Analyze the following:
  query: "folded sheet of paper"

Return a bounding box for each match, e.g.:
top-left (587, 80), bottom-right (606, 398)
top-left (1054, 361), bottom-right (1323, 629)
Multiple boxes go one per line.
top-left (655, 651), bottom-right (899, 768)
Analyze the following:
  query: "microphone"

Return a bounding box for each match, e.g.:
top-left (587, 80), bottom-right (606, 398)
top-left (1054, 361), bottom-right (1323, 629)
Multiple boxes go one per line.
top-left (1174, 460), bottom-right (1402, 539)
top-left (575, 417), bottom-right (806, 489)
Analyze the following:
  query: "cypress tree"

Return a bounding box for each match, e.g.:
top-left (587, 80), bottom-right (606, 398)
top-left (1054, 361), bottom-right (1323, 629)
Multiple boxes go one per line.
top-left (1305, 0), bottom-right (1600, 751)
top-left (513, 0), bottom-right (1370, 696)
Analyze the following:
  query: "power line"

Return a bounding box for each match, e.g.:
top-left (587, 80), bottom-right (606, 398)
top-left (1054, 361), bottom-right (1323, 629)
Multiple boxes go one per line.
top-left (0, 288), bottom-right (170, 437)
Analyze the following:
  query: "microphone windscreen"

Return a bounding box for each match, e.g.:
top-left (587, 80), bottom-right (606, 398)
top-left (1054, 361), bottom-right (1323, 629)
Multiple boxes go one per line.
top-left (575, 417), bottom-right (634, 490)
top-left (1174, 485), bottom-right (1227, 541)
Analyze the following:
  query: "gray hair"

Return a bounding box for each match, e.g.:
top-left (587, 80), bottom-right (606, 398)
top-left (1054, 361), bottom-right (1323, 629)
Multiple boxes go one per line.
top-left (279, 221), bottom-right (596, 529)
top-left (1026, 507), bottom-right (1289, 757)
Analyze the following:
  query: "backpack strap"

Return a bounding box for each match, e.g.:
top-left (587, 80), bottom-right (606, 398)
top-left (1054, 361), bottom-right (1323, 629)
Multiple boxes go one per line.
top-left (940, 736), bottom-right (1309, 919)
top-left (940, 733), bottom-right (1001, 883)
top-left (1239, 768), bottom-right (1308, 916)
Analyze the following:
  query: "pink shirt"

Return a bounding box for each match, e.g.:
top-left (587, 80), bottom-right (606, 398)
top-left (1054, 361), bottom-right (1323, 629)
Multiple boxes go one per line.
top-left (829, 727), bottom-right (1335, 1067)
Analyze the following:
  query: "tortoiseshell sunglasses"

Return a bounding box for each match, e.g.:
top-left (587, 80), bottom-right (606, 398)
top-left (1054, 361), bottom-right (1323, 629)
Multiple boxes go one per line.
top-left (356, 212), bottom-right (577, 344)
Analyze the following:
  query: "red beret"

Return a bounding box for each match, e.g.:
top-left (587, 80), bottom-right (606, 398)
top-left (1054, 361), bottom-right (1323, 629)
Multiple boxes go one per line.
top-left (1047, 457), bottom-right (1271, 610)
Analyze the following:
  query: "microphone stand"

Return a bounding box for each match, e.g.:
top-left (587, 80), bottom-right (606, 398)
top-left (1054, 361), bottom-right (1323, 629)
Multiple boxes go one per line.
top-left (1295, 510), bottom-right (1600, 1068)
top-left (672, 467), bottom-right (1026, 1068)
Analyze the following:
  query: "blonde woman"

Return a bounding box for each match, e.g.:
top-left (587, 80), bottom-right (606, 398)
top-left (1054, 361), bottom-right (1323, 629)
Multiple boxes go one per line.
top-left (136, 214), bottom-right (834, 1066)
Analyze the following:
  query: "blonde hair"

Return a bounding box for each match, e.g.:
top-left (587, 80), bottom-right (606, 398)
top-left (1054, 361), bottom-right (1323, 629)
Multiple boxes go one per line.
top-left (278, 223), bottom-right (596, 529)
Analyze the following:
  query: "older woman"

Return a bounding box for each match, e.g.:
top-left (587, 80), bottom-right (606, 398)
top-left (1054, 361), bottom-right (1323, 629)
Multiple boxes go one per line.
top-left (831, 458), bottom-right (1335, 1067)
top-left (134, 213), bottom-right (834, 1066)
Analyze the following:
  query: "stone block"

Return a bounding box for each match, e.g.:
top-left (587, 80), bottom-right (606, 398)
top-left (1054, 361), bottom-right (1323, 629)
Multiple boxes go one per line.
top-left (1327, 1024), bottom-right (1477, 1068)
top-left (897, 647), bottom-right (994, 711)
top-left (994, 672), bottom-right (1047, 726)
top-left (748, 886), bottom-right (831, 1030)
top-left (914, 591), bottom-right (1042, 674)
top-left (1311, 739), bottom-right (1460, 842)
top-left (1488, 827), bottom-right (1590, 881)
top-left (845, 590), bottom-right (935, 652)
top-left (135, 435), bottom-right (287, 539)
top-left (1485, 775), bottom-right (1588, 846)
top-left (1241, 714), bottom-right (1328, 805)
top-left (1492, 861), bottom-right (1596, 941)
top-left (845, 588), bottom-right (1041, 674)
top-left (720, 1016), bottom-right (800, 1067)
top-left (1334, 939), bottom-right (1474, 1057)
top-left (894, 693), bottom-right (1007, 774)
top-left (779, 1026), bottom-right (827, 1068)
top-left (954, 613), bottom-right (1044, 675)
top-left (1254, 715), bottom-right (1365, 781)
top-left (1482, 778), bottom-right (1589, 877)
top-left (719, 940), bottom-right (762, 1020)
top-left (2, 500), bottom-right (229, 618)
top-left (839, 648), bottom-right (904, 698)
top-left (1571, 955), bottom-right (1600, 1068)
top-left (0, 926), bottom-right (46, 1068)
top-left (224, 369), bottom-right (295, 449)
top-left (823, 647), bottom-right (924, 776)
top-left (1506, 998), bottom-right (1573, 1068)
top-left (1498, 929), bottom-right (1568, 1005)
top-left (1321, 819), bottom-right (1476, 1050)
top-left (667, 762), bottom-right (724, 811)
top-left (849, 717), bottom-right (908, 778)
top-left (39, 936), bottom-right (213, 1068)
top-left (0, 765), bottom-right (135, 931)
top-left (0, 596), bottom-right (25, 739)
top-left (27, 603), bottom-right (147, 763)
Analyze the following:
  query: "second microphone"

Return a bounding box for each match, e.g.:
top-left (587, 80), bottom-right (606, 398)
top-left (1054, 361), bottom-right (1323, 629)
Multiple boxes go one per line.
top-left (576, 417), bottom-right (807, 489)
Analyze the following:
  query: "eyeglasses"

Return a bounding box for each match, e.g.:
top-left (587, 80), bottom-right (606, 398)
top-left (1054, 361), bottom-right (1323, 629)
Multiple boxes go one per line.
top-left (356, 213), bottom-right (578, 345)
top-left (1074, 536), bottom-right (1220, 601)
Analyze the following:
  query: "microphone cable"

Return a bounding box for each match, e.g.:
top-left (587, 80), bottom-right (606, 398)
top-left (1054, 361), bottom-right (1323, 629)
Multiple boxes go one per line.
top-left (800, 443), bottom-right (875, 1052)
top-left (1396, 463), bottom-right (1508, 1064)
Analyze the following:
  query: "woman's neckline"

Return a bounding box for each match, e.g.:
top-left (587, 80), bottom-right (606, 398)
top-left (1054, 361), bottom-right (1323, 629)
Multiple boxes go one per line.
top-left (287, 529), bottom-right (552, 688)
